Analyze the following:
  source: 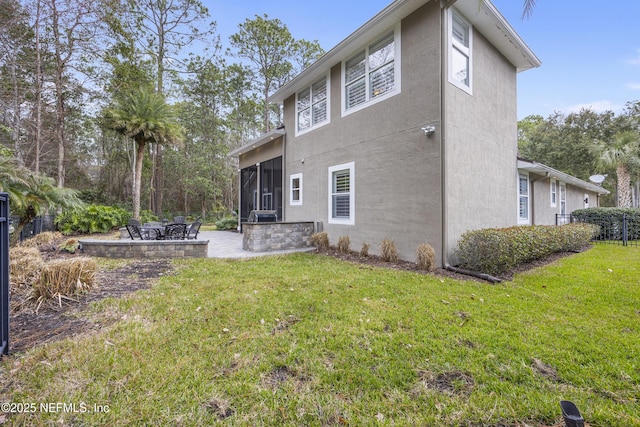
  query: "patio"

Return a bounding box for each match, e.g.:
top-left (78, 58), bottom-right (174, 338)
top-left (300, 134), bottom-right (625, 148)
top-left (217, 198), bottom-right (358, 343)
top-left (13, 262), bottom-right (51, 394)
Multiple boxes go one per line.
top-left (78, 230), bottom-right (315, 259)
top-left (202, 230), bottom-right (315, 258)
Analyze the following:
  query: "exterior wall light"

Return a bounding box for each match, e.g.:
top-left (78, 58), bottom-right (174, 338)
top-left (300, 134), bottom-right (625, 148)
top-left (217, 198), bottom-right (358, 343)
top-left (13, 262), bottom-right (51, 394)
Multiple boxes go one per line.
top-left (421, 125), bottom-right (436, 136)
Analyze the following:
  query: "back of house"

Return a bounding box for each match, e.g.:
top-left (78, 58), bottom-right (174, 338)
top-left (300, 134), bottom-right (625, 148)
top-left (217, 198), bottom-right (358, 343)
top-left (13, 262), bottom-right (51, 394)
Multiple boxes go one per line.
top-left (231, 0), bottom-right (542, 266)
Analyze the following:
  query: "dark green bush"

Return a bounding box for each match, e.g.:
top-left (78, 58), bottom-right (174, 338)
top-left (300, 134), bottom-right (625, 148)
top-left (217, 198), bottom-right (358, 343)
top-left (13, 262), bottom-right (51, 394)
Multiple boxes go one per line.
top-left (572, 207), bottom-right (640, 240)
top-left (215, 216), bottom-right (238, 230)
top-left (55, 204), bottom-right (130, 235)
top-left (456, 223), bottom-right (597, 276)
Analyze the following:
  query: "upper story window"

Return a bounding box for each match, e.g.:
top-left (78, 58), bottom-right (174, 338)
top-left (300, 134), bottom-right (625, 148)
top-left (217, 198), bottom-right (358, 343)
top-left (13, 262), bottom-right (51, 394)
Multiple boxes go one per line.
top-left (296, 76), bottom-right (329, 135)
top-left (343, 27), bottom-right (400, 115)
top-left (448, 9), bottom-right (472, 94)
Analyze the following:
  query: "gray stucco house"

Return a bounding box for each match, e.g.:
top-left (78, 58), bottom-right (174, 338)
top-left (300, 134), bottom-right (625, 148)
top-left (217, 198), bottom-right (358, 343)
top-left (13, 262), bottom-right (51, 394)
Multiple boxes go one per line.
top-left (230, 0), bottom-right (607, 266)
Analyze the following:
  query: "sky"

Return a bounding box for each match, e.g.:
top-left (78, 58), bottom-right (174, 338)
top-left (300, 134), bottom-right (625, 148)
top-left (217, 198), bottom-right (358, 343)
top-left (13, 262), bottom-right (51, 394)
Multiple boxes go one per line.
top-left (203, 0), bottom-right (640, 120)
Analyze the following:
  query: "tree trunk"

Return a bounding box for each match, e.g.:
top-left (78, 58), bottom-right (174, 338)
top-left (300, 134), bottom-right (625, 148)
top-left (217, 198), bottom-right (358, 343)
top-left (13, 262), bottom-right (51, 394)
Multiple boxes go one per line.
top-left (34, 0), bottom-right (43, 173)
top-left (617, 163), bottom-right (632, 208)
top-left (133, 139), bottom-right (146, 219)
top-left (51, 0), bottom-right (66, 188)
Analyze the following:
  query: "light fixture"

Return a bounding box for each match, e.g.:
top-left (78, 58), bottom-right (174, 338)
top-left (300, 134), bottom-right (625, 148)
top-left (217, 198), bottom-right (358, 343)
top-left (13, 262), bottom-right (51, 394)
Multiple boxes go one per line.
top-left (421, 125), bottom-right (436, 136)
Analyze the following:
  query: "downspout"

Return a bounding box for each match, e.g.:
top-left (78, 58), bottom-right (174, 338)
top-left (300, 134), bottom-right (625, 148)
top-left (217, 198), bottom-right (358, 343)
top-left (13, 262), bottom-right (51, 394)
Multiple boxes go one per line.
top-left (281, 130), bottom-right (286, 222)
top-left (440, 1), bottom-right (449, 268)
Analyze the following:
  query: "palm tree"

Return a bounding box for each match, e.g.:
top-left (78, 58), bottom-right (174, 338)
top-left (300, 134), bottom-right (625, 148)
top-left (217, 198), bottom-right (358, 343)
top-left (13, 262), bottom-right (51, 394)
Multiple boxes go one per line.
top-left (105, 90), bottom-right (183, 219)
top-left (1, 155), bottom-right (84, 242)
top-left (592, 131), bottom-right (640, 207)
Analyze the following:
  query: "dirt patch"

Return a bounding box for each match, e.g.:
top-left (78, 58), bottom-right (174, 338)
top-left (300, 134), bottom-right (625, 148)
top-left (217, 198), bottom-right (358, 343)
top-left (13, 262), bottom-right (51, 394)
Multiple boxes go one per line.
top-left (9, 238), bottom-right (173, 353)
top-left (414, 369), bottom-right (475, 396)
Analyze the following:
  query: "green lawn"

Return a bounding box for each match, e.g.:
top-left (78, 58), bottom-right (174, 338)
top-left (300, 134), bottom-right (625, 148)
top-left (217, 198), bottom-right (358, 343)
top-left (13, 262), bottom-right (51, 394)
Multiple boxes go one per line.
top-left (2, 245), bottom-right (639, 426)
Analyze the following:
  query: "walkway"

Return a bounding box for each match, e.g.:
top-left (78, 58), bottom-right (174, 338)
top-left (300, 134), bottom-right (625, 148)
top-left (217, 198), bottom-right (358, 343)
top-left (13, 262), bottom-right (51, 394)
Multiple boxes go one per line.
top-left (198, 230), bottom-right (315, 259)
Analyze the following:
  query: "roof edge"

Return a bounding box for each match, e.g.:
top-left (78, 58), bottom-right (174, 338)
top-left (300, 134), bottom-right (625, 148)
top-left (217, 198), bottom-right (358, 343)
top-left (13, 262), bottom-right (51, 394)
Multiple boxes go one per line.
top-left (517, 158), bottom-right (609, 195)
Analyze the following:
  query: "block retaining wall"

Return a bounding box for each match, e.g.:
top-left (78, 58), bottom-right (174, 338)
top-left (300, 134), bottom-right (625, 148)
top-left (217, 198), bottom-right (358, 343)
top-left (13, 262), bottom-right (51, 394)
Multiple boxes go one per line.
top-left (242, 222), bottom-right (314, 252)
top-left (79, 239), bottom-right (208, 259)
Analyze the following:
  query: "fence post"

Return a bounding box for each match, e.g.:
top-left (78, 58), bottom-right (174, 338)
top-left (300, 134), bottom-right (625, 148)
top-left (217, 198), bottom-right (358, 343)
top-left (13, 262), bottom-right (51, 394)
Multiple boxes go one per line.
top-left (622, 214), bottom-right (628, 246)
top-left (0, 193), bottom-right (9, 356)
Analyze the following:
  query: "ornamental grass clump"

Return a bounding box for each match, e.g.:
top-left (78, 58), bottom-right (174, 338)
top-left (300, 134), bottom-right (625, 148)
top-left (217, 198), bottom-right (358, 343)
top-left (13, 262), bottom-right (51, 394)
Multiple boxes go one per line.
top-left (311, 232), bottom-right (329, 251)
top-left (337, 236), bottom-right (351, 253)
top-left (360, 242), bottom-right (370, 257)
top-left (380, 238), bottom-right (399, 262)
top-left (416, 243), bottom-right (436, 272)
top-left (9, 246), bottom-right (44, 288)
top-left (456, 223), bottom-right (596, 276)
top-left (32, 257), bottom-right (97, 303)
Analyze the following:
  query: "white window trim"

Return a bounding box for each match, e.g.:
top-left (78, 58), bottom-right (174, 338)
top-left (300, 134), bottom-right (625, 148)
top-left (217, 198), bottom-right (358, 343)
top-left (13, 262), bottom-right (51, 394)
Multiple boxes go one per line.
top-left (341, 24), bottom-right (401, 117)
top-left (295, 74), bottom-right (330, 136)
top-left (550, 178), bottom-right (557, 208)
top-left (328, 162), bottom-right (355, 225)
top-left (518, 172), bottom-right (530, 225)
top-left (290, 173), bottom-right (303, 206)
top-left (447, 8), bottom-right (473, 95)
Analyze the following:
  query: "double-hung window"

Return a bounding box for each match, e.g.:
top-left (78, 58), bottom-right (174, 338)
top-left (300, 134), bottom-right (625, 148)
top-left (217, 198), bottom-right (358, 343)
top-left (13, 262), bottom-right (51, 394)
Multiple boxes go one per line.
top-left (518, 173), bottom-right (529, 224)
top-left (290, 173), bottom-right (302, 206)
top-left (328, 162), bottom-right (355, 225)
top-left (550, 178), bottom-right (557, 207)
top-left (343, 28), bottom-right (399, 114)
top-left (296, 76), bottom-right (329, 134)
top-left (560, 182), bottom-right (567, 215)
top-left (449, 9), bottom-right (472, 93)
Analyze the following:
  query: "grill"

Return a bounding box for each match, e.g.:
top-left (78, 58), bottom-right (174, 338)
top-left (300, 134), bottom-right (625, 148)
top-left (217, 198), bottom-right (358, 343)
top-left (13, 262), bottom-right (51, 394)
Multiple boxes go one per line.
top-left (248, 210), bottom-right (278, 223)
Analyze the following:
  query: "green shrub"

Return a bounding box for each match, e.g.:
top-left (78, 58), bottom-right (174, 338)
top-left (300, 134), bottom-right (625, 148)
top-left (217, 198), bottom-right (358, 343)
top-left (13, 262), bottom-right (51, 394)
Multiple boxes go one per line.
top-left (456, 223), bottom-right (596, 276)
top-left (55, 204), bottom-right (130, 235)
top-left (572, 207), bottom-right (640, 240)
top-left (215, 216), bottom-right (238, 230)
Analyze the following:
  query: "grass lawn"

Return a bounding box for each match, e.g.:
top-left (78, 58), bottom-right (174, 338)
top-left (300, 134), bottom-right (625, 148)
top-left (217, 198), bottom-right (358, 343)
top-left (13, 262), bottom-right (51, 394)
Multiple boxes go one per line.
top-left (1, 245), bottom-right (639, 426)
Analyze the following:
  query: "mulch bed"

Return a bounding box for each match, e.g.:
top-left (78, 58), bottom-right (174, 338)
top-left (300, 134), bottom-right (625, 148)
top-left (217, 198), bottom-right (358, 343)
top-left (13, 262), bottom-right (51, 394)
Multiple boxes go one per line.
top-left (9, 254), bottom-right (172, 353)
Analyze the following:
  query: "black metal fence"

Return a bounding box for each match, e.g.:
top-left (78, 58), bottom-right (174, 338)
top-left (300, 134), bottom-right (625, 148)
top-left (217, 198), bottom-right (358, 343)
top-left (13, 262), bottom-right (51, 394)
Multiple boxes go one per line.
top-left (11, 214), bottom-right (56, 242)
top-left (1, 193), bottom-right (9, 355)
top-left (556, 213), bottom-right (639, 247)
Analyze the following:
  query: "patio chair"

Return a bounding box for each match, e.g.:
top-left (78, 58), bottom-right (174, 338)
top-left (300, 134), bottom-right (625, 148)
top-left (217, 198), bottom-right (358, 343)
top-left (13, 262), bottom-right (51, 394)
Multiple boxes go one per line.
top-left (186, 220), bottom-right (202, 240)
top-left (125, 224), bottom-right (144, 240)
top-left (173, 216), bottom-right (186, 224)
top-left (163, 223), bottom-right (187, 240)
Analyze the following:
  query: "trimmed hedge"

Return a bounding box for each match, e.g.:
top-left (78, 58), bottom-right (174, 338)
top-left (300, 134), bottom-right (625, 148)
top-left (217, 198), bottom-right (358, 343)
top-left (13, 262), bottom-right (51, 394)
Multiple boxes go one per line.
top-left (572, 207), bottom-right (640, 240)
top-left (456, 223), bottom-right (597, 276)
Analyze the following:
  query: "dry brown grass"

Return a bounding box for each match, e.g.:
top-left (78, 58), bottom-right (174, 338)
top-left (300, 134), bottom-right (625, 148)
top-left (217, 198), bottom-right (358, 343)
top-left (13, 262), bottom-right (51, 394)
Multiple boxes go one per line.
top-left (31, 257), bottom-right (97, 311)
top-left (311, 232), bottom-right (329, 250)
top-left (360, 242), bottom-right (370, 257)
top-left (9, 246), bottom-right (45, 288)
top-left (17, 231), bottom-right (63, 247)
top-left (337, 236), bottom-right (350, 253)
top-left (380, 238), bottom-right (399, 263)
top-left (416, 243), bottom-right (436, 272)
